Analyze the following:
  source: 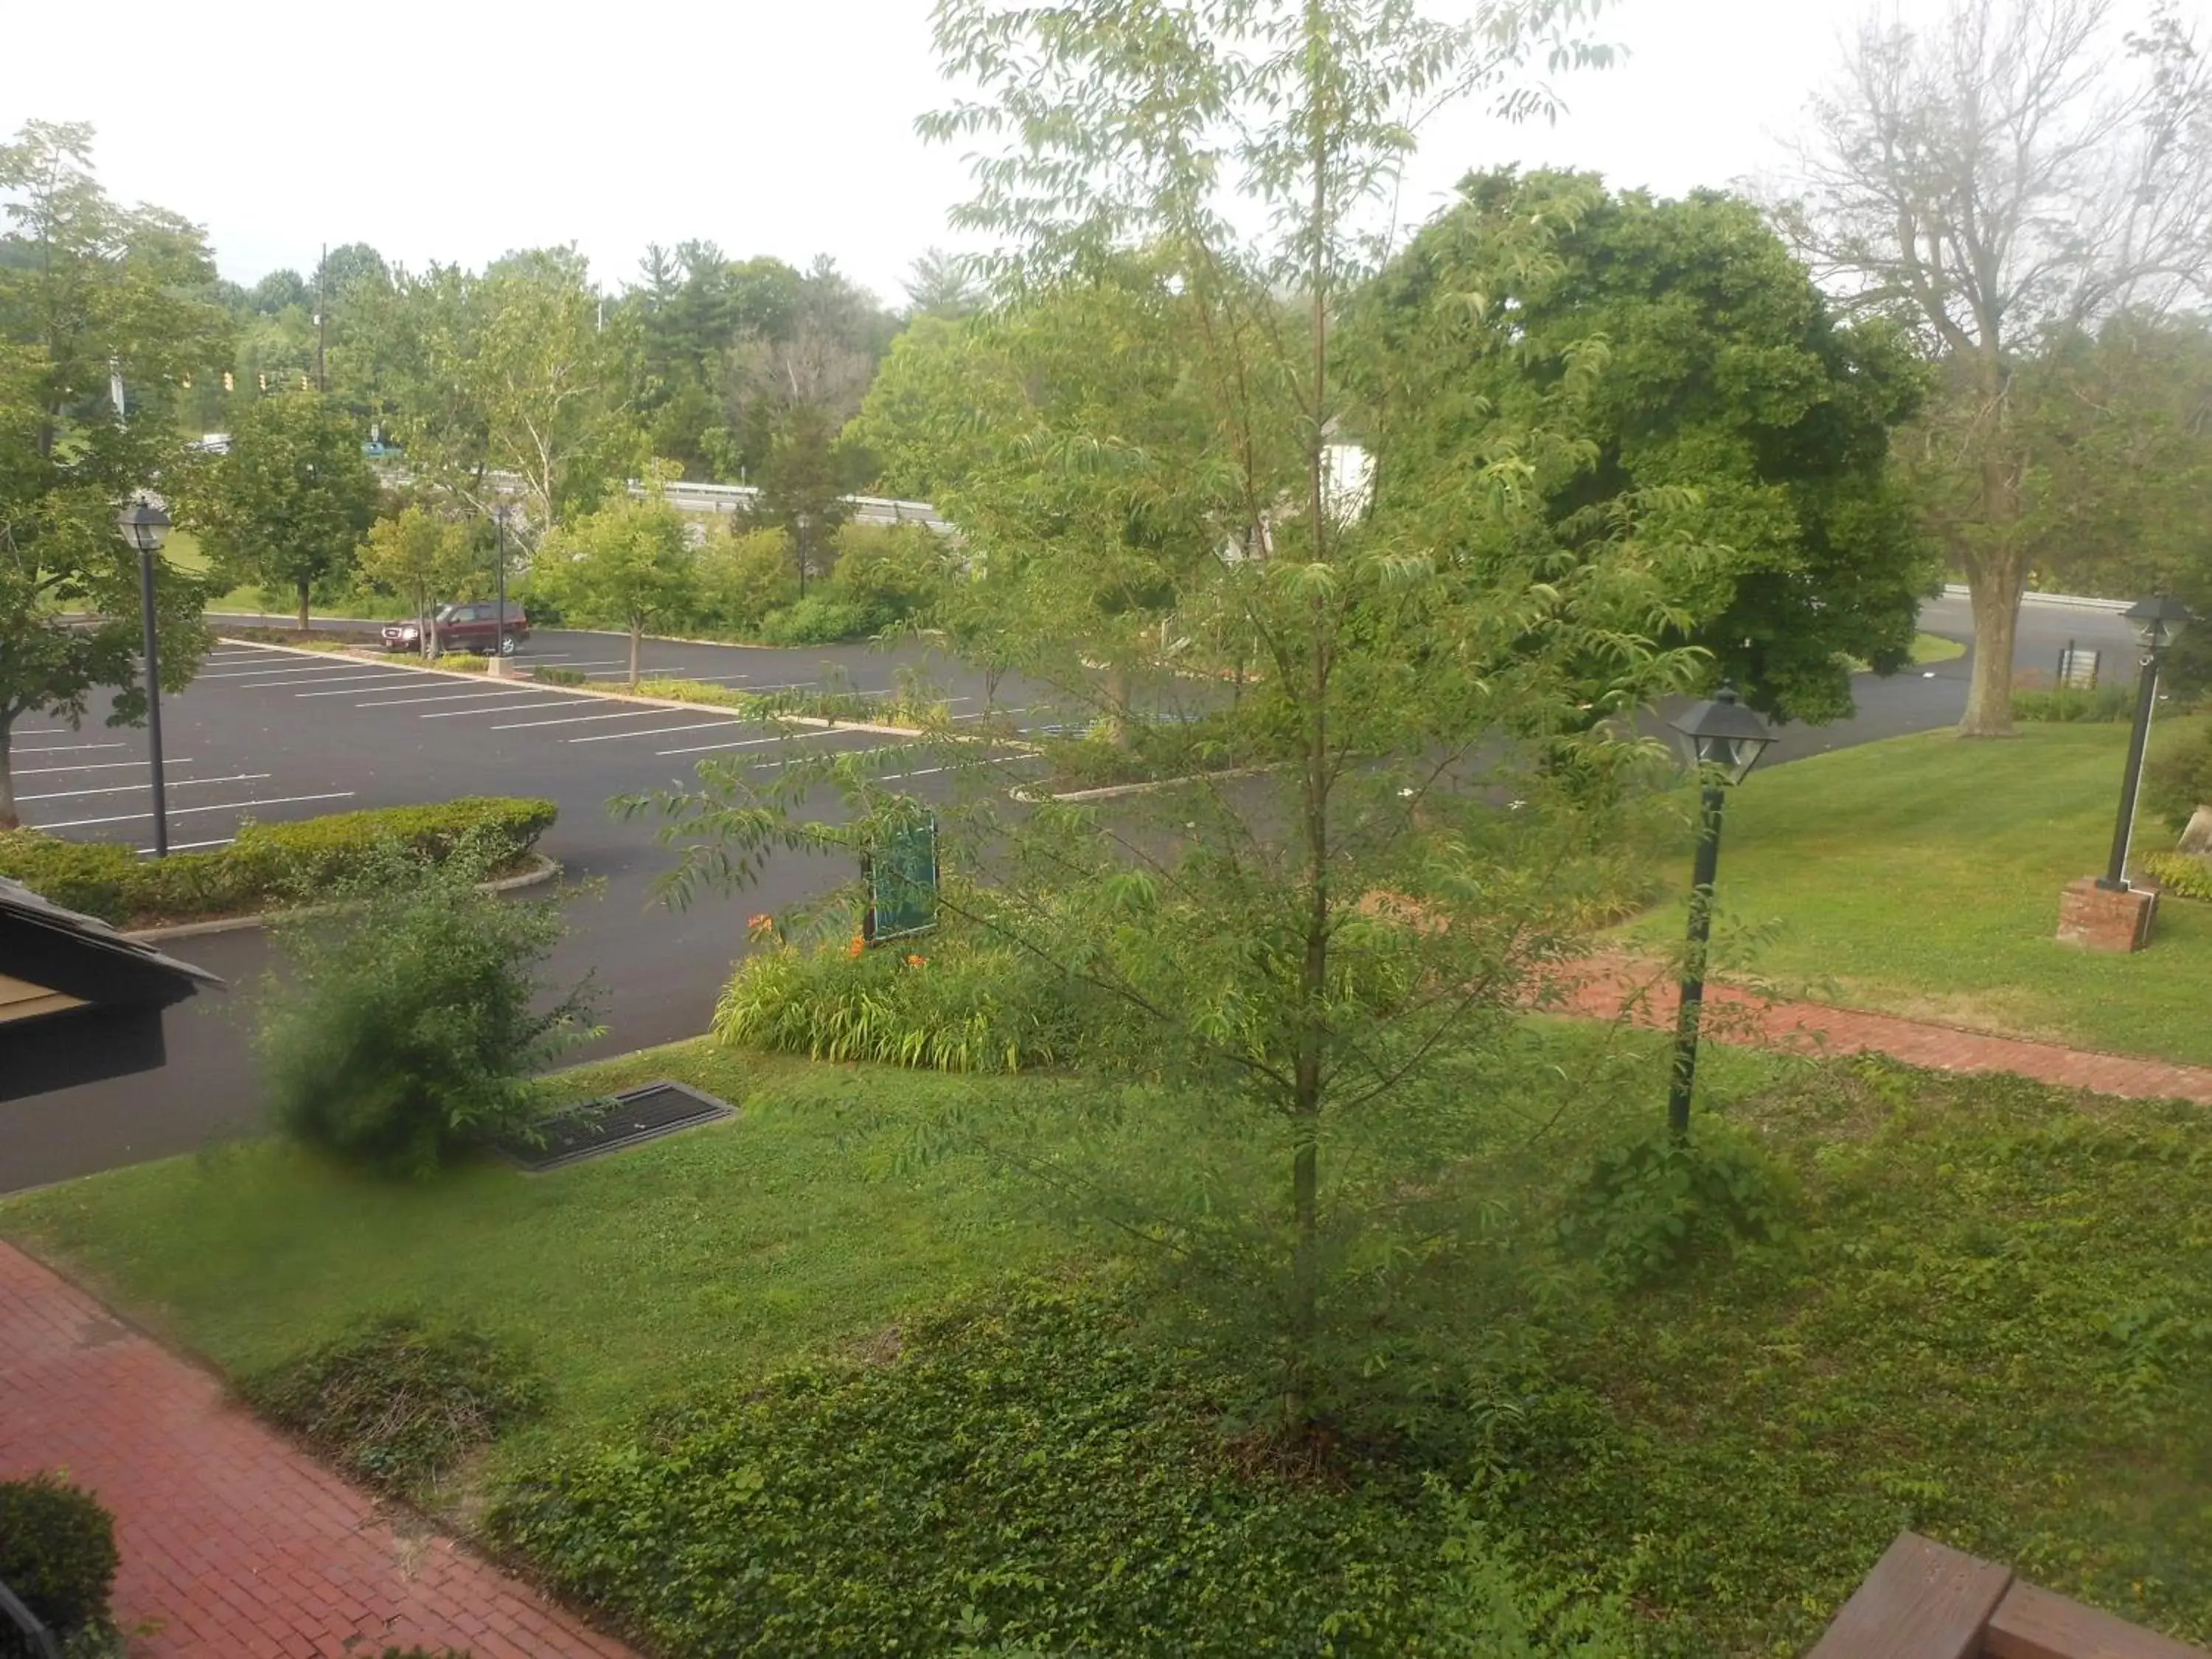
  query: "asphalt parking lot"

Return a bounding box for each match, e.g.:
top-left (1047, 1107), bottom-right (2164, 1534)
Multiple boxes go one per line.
top-left (0, 594), bottom-right (2146, 1191)
top-left (2, 636), bottom-right (1040, 1191)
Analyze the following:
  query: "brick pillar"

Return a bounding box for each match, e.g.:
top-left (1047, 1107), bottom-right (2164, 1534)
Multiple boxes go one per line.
top-left (2056, 878), bottom-right (2158, 953)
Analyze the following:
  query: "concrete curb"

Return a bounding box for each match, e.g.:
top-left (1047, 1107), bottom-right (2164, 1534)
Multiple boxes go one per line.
top-left (121, 852), bottom-right (562, 942)
top-left (1020, 766), bottom-right (1270, 804)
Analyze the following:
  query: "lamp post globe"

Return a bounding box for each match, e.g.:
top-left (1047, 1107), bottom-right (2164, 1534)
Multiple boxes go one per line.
top-left (115, 498), bottom-right (174, 857)
top-left (1663, 684), bottom-right (1774, 1138)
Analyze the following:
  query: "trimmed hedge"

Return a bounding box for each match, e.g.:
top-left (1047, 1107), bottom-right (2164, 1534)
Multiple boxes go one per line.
top-left (0, 796), bottom-right (556, 926)
top-left (0, 1473), bottom-right (117, 1636)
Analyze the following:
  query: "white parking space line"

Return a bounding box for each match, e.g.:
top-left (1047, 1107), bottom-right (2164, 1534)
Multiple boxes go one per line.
top-left (521, 658), bottom-right (628, 669)
top-left (31, 790), bottom-right (356, 830)
top-left (655, 731), bottom-right (841, 757)
top-left (18, 772), bottom-right (270, 803)
top-left (586, 670), bottom-right (758, 684)
top-left (489, 709), bottom-right (675, 731)
top-left (741, 745), bottom-right (900, 771)
top-left (349, 686), bottom-right (554, 708)
top-left (13, 742), bottom-right (125, 754)
top-left (288, 678), bottom-right (473, 699)
top-left (568, 720), bottom-right (743, 744)
top-left (241, 672), bottom-right (441, 691)
top-left (16, 758), bottom-right (195, 776)
top-left (142, 837), bottom-right (237, 855)
top-left (198, 663), bottom-right (383, 680)
top-left (418, 699), bottom-right (601, 720)
top-left (953, 707), bottom-right (1032, 720)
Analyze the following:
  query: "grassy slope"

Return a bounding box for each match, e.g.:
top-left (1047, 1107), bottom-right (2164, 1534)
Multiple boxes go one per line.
top-left (1628, 717), bottom-right (2212, 1065)
top-left (5, 1028), bottom-right (2208, 1652)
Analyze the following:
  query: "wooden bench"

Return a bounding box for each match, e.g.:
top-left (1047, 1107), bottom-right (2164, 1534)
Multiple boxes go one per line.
top-left (1810, 1534), bottom-right (2208, 1659)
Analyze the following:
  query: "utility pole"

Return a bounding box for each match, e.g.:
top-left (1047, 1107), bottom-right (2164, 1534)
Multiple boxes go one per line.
top-left (315, 243), bottom-right (327, 392)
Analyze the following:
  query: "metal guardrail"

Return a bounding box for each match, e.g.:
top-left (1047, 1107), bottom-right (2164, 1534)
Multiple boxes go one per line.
top-left (0, 1579), bottom-right (61, 1659)
top-left (1940, 582), bottom-right (2132, 614)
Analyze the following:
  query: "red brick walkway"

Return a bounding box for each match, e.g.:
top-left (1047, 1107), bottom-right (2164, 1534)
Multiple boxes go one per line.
top-left (0, 1244), bottom-right (636, 1659)
top-left (1551, 955), bottom-right (2212, 1105)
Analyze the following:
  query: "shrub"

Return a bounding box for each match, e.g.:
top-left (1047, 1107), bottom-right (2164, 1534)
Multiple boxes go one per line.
top-left (0, 1474), bottom-right (117, 1635)
top-left (825, 523), bottom-right (948, 626)
top-left (2146, 723), bottom-right (2212, 832)
top-left (2140, 849), bottom-right (2212, 901)
top-left (259, 838), bottom-right (600, 1175)
top-left (531, 664), bottom-right (589, 686)
top-left (2011, 684), bottom-right (2138, 723)
top-left (490, 1281), bottom-right (1613, 1658)
top-left (433, 653), bottom-right (490, 672)
top-left (1557, 1123), bottom-right (1798, 1290)
top-left (716, 933), bottom-right (1082, 1072)
top-left (697, 526), bottom-right (798, 633)
top-left (244, 1314), bottom-right (547, 1497)
top-left (0, 832), bottom-right (139, 921)
top-left (758, 595), bottom-right (875, 645)
top-left (0, 798), bottom-right (556, 927)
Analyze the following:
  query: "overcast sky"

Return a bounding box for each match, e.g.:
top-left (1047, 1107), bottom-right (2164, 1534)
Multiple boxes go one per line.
top-left (9, 0), bottom-right (2195, 305)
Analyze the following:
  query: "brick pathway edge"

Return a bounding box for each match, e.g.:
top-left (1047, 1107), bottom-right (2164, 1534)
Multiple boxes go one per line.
top-left (0, 1241), bottom-right (639, 1659)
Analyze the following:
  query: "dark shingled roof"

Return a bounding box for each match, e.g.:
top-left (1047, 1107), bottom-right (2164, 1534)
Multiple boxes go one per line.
top-left (0, 876), bottom-right (223, 999)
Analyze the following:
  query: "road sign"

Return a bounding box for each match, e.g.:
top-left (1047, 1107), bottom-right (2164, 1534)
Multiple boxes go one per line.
top-left (864, 814), bottom-right (939, 945)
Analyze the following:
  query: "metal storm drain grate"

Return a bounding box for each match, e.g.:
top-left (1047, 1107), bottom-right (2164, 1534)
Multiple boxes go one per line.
top-left (498, 1080), bottom-right (734, 1172)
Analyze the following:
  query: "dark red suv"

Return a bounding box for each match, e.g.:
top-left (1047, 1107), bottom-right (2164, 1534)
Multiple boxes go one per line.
top-left (382, 602), bottom-right (529, 655)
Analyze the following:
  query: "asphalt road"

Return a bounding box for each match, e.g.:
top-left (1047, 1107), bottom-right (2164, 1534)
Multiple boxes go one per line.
top-left (0, 594), bottom-right (2145, 1192)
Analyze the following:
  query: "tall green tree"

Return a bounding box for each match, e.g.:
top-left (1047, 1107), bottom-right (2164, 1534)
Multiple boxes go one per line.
top-left (0, 121), bottom-right (220, 826)
top-left (356, 504), bottom-right (477, 656)
top-left (1782, 0), bottom-right (2212, 734)
top-left (185, 391), bottom-right (380, 630)
top-left (533, 481), bottom-right (695, 684)
top-left (639, 0), bottom-right (1700, 1433)
top-left (1352, 169), bottom-right (1933, 724)
top-left (754, 403), bottom-right (852, 591)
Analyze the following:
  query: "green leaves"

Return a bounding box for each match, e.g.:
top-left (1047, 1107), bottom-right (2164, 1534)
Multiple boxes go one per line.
top-left (184, 391), bottom-right (380, 613)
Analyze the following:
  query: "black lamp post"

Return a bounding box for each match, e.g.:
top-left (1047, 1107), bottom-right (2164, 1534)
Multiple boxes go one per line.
top-left (491, 503), bottom-right (513, 675)
top-left (2098, 594), bottom-right (2193, 891)
top-left (1666, 684), bottom-right (1775, 1140)
top-left (116, 499), bottom-right (173, 858)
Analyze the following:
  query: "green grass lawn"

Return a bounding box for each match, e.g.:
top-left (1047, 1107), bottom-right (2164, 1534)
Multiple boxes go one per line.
top-left (1913, 629), bottom-right (1967, 665)
top-left (1627, 716), bottom-right (2212, 1065)
top-left (5, 1027), bottom-right (2208, 1654)
top-left (1, 1046), bottom-right (1057, 1444)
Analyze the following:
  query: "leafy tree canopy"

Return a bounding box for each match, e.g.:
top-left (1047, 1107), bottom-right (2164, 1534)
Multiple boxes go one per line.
top-left (1350, 168), bottom-right (1934, 723)
top-left (0, 119), bottom-right (219, 825)
top-left (181, 390), bottom-right (380, 629)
